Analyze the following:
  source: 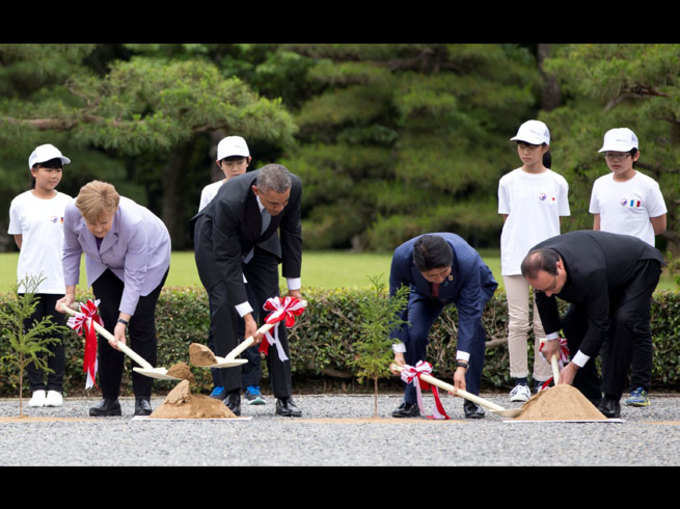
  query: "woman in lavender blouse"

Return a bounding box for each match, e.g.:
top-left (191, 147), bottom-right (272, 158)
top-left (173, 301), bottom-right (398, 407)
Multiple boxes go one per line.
top-left (57, 181), bottom-right (171, 417)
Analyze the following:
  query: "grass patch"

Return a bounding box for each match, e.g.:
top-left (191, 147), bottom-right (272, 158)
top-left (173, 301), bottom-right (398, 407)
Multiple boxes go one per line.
top-left (0, 249), bottom-right (676, 293)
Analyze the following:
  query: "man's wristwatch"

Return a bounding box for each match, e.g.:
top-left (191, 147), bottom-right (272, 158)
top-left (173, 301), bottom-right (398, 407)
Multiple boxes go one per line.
top-left (455, 360), bottom-right (469, 370)
top-left (117, 318), bottom-right (129, 327)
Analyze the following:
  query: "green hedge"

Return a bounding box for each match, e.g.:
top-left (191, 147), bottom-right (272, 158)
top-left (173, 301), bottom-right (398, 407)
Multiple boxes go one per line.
top-left (1, 287), bottom-right (679, 397)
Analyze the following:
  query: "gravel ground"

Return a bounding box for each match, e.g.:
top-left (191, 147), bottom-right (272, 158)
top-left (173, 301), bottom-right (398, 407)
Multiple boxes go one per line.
top-left (1, 391), bottom-right (679, 467)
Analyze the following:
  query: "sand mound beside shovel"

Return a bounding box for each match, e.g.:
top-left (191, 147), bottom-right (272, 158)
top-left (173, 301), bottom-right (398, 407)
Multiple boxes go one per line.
top-left (150, 380), bottom-right (237, 419)
top-left (512, 384), bottom-right (607, 420)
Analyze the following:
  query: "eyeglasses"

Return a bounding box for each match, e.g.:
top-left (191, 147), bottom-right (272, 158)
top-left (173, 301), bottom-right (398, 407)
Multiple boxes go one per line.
top-left (604, 152), bottom-right (631, 161)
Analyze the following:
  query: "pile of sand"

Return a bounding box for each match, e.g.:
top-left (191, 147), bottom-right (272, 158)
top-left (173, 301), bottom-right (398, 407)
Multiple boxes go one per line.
top-left (512, 384), bottom-right (607, 421)
top-left (150, 380), bottom-right (236, 419)
top-left (149, 345), bottom-right (237, 419)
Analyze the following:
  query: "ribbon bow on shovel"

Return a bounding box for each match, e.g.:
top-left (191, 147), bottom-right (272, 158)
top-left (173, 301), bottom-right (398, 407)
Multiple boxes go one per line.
top-left (400, 361), bottom-right (450, 420)
top-left (208, 296), bottom-right (308, 368)
top-left (258, 296), bottom-right (307, 362)
top-left (66, 299), bottom-right (103, 389)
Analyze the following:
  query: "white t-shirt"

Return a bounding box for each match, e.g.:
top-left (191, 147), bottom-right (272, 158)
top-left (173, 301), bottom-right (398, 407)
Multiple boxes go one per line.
top-left (589, 171), bottom-right (667, 247)
top-left (198, 180), bottom-right (225, 212)
top-left (498, 168), bottom-right (570, 276)
top-left (8, 190), bottom-right (74, 294)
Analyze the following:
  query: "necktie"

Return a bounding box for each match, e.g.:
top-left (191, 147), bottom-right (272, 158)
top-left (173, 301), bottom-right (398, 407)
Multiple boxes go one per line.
top-left (260, 209), bottom-right (271, 234)
top-left (244, 209), bottom-right (271, 264)
top-left (431, 282), bottom-right (440, 298)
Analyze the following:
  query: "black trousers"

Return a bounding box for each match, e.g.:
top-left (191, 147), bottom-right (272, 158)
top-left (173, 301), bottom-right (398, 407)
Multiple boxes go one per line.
top-left (195, 244), bottom-right (292, 398)
top-left (203, 276), bottom-right (263, 390)
top-left (401, 292), bottom-right (487, 404)
top-left (562, 259), bottom-right (661, 402)
top-left (22, 293), bottom-right (66, 392)
top-left (91, 268), bottom-right (167, 400)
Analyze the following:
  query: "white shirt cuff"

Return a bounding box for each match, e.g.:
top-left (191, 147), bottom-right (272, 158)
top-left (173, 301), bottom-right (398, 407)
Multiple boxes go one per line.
top-left (392, 342), bottom-right (406, 353)
top-left (572, 350), bottom-right (590, 368)
top-left (235, 301), bottom-right (254, 317)
top-left (456, 351), bottom-right (470, 362)
top-left (287, 277), bottom-right (301, 291)
top-left (544, 332), bottom-right (560, 341)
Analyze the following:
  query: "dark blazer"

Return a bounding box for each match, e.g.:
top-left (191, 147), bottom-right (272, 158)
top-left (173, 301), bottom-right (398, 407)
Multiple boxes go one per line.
top-left (532, 230), bottom-right (664, 357)
top-left (191, 168), bottom-right (302, 306)
top-left (389, 232), bottom-right (497, 355)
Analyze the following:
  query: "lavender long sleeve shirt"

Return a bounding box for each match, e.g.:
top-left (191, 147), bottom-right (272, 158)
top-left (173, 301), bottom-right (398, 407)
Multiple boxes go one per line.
top-left (62, 197), bottom-right (171, 316)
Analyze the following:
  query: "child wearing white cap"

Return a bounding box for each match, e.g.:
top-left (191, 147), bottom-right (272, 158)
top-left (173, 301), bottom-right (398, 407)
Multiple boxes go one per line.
top-left (197, 136), bottom-right (266, 406)
top-left (589, 127), bottom-right (667, 408)
top-left (590, 128), bottom-right (667, 247)
top-left (198, 136), bottom-right (252, 211)
top-left (7, 144), bottom-right (74, 408)
top-left (498, 120), bottom-right (571, 402)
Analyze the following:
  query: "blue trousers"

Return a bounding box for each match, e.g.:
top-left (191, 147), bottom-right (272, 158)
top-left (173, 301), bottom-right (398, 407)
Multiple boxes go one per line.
top-left (401, 292), bottom-right (486, 404)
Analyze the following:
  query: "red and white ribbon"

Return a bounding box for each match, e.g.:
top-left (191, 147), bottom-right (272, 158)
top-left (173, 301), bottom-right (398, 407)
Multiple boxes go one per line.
top-left (67, 299), bottom-right (103, 390)
top-left (258, 296), bottom-right (306, 362)
top-left (400, 361), bottom-right (450, 420)
top-left (539, 337), bottom-right (570, 390)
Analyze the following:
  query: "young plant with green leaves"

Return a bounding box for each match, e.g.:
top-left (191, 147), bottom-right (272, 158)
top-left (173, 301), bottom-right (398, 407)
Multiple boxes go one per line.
top-left (353, 274), bottom-right (409, 417)
top-left (0, 275), bottom-right (68, 416)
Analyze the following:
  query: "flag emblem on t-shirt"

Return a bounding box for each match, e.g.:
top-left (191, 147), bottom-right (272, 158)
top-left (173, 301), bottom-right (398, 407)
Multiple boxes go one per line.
top-left (48, 216), bottom-right (64, 224)
top-left (621, 199), bottom-right (641, 208)
top-left (539, 193), bottom-right (546, 201)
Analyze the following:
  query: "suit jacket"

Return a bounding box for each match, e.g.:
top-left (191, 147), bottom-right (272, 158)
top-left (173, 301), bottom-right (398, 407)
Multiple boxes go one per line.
top-left (62, 197), bottom-right (171, 315)
top-left (389, 232), bottom-right (497, 355)
top-left (191, 168), bottom-right (302, 306)
top-left (532, 230), bottom-right (664, 357)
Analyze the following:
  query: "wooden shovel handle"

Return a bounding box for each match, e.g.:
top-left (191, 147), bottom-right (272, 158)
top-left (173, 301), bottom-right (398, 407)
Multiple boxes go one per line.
top-left (225, 322), bottom-right (275, 360)
top-left (551, 355), bottom-right (560, 385)
top-left (61, 306), bottom-right (154, 369)
top-left (390, 363), bottom-right (507, 412)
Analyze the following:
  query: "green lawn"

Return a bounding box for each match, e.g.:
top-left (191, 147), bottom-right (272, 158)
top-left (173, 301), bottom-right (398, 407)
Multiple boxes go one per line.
top-left (0, 249), bottom-right (676, 293)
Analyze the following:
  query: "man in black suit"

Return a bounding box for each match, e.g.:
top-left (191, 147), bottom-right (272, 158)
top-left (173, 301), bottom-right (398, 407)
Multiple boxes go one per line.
top-left (192, 164), bottom-right (303, 417)
top-left (521, 230), bottom-right (664, 418)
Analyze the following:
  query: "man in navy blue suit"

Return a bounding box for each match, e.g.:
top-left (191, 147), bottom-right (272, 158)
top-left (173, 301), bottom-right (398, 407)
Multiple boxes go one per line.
top-left (389, 233), bottom-right (498, 419)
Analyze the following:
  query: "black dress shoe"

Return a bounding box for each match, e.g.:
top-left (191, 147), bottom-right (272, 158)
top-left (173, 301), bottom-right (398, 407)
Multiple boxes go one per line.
top-left (134, 398), bottom-right (153, 416)
top-left (463, 401), bottom-right (485, 419)
top-left (275, 397), bottom-right (302, 417)
top-left (598, 397), bottom-right (621, 418)
top-left (89, 398), bottom-right (122, 417)
top-left (225, 390), bottom-right (241, 416)
top-left (391, 401), bottom-right (420, 418)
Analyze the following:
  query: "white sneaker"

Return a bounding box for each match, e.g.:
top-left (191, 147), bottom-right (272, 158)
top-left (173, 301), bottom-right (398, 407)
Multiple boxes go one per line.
top-left (28, 390), bottom-right (47, 407)
top-left (509, 384), bottom-right (531, 402)
top-left (44, 390), bottom-right (63, 407)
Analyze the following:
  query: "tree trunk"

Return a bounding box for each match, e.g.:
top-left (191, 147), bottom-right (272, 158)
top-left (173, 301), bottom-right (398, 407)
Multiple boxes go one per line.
top-left (19, 355), bottom-right (24, 417)
top-left (537, 44), bottom-right (562, 112)
top-left (161, 143), bottom-right (194, 250)
top-left (373, 377), bottom-right (378, 417)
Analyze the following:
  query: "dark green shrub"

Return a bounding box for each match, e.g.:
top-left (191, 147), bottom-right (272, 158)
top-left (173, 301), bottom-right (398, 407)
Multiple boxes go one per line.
top-left (1, 286), bottom-right (678, 396)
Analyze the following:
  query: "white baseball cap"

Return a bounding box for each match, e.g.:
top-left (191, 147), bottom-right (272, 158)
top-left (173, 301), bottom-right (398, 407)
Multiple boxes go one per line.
top-left (598, 128), bottom-right (639, 153)
top-left (510, 120), bottom-right (550, 146)
top-left (216, 136), bottom-right (250, 160)
top-left (28, 144), bottom-right (71, 169)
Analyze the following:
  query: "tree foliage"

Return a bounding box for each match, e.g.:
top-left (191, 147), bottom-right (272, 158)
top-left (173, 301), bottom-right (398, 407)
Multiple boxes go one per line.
top-left (1, 43), bottom-right (679, 256)
top-left (541, 44), bottom-right (680, 253)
